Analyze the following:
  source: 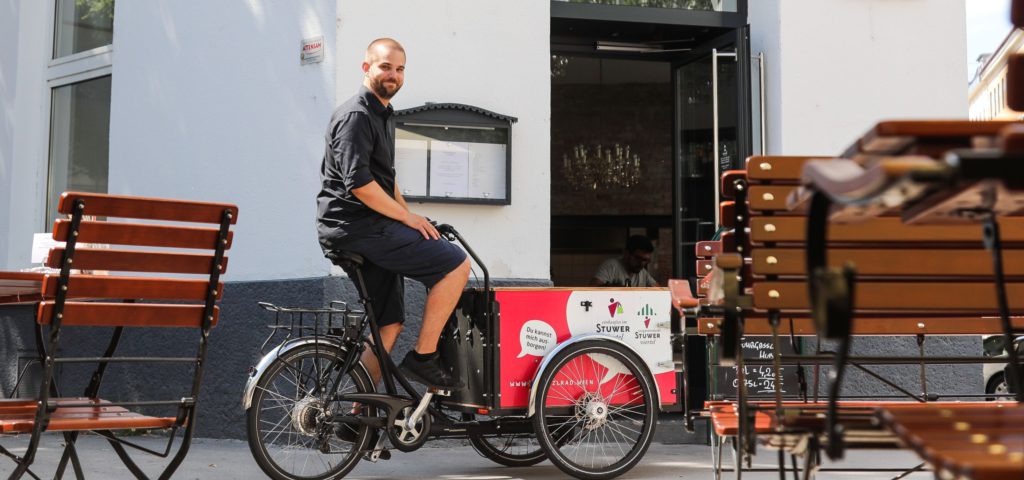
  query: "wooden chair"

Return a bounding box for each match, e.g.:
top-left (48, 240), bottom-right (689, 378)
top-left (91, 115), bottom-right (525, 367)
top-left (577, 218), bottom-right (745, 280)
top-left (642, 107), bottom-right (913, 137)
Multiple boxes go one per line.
top-left (791, 120), bottom-right (1024, 474)
top-left (0, 192), bottom-right (238, 480)
top-left (677, 142), bottom-right (1024, 477)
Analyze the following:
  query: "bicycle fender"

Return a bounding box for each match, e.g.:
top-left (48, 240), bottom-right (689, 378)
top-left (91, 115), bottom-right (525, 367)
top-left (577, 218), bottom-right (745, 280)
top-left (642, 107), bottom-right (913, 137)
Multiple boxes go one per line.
top-left (526, 333), bottom-right (660, 418)
top-left (242, 337), bottom-right (368, 410)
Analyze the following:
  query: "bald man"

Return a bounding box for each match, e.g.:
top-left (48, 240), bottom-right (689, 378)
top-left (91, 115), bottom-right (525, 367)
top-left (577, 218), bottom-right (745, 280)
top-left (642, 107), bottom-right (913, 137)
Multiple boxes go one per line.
top-left (317, 38), bottom-right (470, 390)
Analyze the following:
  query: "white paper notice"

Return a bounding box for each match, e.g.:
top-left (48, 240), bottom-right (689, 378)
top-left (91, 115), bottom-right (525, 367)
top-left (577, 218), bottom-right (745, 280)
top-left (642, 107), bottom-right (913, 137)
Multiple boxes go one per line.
top-left (31, 233), bottom-right (62, 264)
top-left (467, 143), bottom-right (507, 200)
top-left (395, 139), bottom-right (428, 196)
top-left (429, 141), bottom-right (470, 198)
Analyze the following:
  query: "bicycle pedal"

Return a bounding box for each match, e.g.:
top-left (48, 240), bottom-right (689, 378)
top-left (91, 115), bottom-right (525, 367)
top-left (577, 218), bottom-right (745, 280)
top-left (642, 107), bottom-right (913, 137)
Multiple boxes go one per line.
top-left (363, 447), bottom-right (391, 462)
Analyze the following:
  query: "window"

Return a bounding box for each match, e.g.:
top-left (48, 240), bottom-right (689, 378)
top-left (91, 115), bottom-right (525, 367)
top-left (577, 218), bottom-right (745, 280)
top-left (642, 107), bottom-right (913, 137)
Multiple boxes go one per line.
top-left (46, 0), bottom-right (114, 225)
top-left (46, 77), bottom-right (111, 220)
top-left (53, 0), bottom-right (114, 58)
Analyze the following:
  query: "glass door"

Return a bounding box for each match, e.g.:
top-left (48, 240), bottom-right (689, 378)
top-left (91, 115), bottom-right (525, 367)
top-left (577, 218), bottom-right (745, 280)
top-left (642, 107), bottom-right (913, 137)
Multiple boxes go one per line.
top-left (672, 26), bottom-right (751, 280)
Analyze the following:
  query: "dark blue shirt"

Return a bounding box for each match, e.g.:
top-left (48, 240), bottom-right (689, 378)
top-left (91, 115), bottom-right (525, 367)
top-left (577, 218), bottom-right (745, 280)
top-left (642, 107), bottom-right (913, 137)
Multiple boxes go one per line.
top-left (317, 87), bottom-right (396, 251)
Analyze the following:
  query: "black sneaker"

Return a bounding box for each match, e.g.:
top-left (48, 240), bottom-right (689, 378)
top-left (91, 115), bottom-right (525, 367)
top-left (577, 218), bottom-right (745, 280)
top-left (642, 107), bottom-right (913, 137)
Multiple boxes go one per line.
top-left (399, 351), bottom-right (464, 390)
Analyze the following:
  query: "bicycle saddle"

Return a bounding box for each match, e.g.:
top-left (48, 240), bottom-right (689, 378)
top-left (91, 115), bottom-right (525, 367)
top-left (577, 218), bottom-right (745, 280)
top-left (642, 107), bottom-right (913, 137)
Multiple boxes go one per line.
top-left (326, 250), bottom-right (365, 269)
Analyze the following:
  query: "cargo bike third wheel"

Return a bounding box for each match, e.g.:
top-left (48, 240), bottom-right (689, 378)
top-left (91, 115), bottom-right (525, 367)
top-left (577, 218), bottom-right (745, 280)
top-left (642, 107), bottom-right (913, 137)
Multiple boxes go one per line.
top-left (532, 339), bottom-right (658, 480)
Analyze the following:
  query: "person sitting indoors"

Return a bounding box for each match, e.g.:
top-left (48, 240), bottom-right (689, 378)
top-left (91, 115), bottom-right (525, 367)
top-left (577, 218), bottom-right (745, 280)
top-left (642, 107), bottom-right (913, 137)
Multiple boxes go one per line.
top-left (589, 235), bottom-right (660, 287)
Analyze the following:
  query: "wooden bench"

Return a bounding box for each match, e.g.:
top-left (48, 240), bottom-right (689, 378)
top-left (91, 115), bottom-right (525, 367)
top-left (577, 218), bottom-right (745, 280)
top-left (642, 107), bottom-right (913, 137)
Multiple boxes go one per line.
top-left (0, 192), bottom-right (238, 480)
top-left (789, 121), bottom-right (1024, 476)
top-left (675, 130), bottom-right (1024, 476)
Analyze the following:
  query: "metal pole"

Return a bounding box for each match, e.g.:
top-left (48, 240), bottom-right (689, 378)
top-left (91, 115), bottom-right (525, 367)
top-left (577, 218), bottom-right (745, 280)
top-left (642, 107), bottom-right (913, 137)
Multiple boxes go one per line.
top-left (758, 52), bottom-right (766, 156)
top-left (712, 49), bottom-right (720, 227)
top-left (712, 50), bottom-right (737, 228)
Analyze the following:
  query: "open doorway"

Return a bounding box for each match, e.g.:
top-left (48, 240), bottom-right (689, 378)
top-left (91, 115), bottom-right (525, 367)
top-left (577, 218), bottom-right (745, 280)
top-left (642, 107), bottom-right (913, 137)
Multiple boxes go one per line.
top-left (549, 4), bottom-right (754, 412)
top-left (550, 57), bottom-right (673, 287)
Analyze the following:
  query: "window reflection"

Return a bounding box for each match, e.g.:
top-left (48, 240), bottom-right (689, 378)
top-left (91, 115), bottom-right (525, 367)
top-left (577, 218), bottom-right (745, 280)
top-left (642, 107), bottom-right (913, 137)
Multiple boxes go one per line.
top-left (53, 0), bottom-right (114, 58)
top-left (47, 76), bottom-right (111, 225)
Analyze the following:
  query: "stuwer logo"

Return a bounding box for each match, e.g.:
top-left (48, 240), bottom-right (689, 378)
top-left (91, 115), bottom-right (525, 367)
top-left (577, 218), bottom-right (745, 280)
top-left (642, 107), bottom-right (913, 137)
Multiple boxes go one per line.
top-left (638, 304), bottom-right (656, 328)
top-left (608, 298), bottom-right (624, 318)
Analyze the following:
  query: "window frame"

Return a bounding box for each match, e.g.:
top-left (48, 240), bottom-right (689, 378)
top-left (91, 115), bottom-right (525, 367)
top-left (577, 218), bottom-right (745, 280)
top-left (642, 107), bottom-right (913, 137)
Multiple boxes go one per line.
top-left (42, 0), bottom-right (114, 229)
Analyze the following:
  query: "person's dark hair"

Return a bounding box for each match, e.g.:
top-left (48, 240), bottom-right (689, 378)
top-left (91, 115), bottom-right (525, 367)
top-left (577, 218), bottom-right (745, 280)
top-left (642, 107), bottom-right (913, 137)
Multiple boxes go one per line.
top-left (625, 235), bottom-right (654, 254)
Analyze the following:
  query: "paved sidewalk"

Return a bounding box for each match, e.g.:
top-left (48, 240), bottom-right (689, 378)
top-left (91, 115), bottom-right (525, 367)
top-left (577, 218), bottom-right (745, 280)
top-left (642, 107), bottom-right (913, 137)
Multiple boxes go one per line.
top-left (0, 434), bottom-right (933, 479)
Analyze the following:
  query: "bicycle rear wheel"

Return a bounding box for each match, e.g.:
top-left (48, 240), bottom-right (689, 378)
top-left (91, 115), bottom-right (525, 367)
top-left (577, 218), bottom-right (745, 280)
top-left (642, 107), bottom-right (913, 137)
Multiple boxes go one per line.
top-left (247, 343), bottom-right (374, 480)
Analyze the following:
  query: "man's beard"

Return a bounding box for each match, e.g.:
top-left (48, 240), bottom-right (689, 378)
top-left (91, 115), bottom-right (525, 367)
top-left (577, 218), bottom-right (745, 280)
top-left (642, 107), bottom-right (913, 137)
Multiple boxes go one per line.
top-left (371, 78), bottom-right (401, 99)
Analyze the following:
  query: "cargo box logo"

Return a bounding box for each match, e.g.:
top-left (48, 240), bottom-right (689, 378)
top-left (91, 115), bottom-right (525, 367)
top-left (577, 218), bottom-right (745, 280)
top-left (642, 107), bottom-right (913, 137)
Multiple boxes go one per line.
top-left (608, 298), bottom-right (624, 317)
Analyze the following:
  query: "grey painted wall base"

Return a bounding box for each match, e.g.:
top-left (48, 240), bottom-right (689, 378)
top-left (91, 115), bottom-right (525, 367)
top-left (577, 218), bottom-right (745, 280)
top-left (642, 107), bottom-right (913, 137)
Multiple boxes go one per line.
top-left (0, 276), bottom-right (987, 440)
top-left (799, 336), bottom-right (983, 399)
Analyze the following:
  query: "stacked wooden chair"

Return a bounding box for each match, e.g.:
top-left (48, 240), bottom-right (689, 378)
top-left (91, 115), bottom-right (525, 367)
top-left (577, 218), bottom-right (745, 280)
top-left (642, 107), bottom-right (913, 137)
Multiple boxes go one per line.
top-left (0, 192), bottom-right (238, 479)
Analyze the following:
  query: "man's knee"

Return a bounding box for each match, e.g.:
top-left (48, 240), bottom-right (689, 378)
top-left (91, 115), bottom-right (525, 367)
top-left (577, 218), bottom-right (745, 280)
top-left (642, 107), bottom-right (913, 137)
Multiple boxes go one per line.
top-left (451, 258), bottom-right (471, 281)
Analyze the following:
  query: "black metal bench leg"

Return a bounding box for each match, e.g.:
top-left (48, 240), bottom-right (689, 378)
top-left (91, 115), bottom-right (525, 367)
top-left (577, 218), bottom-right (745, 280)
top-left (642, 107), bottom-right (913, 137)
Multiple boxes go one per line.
top-left (156, 411), bottom-right (199, 480)
top-left (55, 431), bottom-right (86, 479)
top-left (100, 431), bottom-right (149, 480)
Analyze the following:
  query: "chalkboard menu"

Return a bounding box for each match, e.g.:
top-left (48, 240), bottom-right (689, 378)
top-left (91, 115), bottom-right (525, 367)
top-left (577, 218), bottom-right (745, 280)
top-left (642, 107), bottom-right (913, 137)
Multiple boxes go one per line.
top-left (712, 336), bottom-right (800, 398)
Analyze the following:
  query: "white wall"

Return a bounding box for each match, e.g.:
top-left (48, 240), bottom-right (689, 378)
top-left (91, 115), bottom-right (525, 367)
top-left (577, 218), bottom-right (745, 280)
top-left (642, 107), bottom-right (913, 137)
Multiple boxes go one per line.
top-left (109, 0), bottom-right (338, 281)
top-left (334, 0), bottom-right (552, 280)
top-left (1, 0), bottom-right (551, 282)
top-left (0, 0), bottom-right (20, 268)
top-left (750, 0), bottom-right (968, 156)
top-left (3, 0), bottom-right (52, 269)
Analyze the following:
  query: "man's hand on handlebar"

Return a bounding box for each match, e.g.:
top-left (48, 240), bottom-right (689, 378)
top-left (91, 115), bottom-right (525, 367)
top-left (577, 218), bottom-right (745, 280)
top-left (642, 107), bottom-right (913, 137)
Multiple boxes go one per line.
top-left (403, 211), bottom-right (440, 240)
top-left (433, 222), bottom-right (457, 241)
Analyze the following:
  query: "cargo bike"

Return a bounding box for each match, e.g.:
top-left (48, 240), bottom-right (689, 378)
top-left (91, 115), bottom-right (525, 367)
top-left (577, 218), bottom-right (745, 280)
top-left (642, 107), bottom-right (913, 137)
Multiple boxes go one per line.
top-left (242, 224), bottom-right (681, 480)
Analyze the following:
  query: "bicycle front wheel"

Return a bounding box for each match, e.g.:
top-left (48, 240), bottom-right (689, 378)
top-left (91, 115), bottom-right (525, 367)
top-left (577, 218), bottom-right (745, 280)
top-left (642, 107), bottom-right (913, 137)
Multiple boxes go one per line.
top-left (532, 340), bottom-right (657, 480)
top-left (247, 343), bottom-right (373, 480)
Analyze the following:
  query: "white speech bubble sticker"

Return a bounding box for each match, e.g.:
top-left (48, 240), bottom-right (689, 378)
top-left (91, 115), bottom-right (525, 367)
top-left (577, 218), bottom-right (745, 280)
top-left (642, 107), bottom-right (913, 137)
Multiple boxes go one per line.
top-left (518, 319), bottom-right (557, 359)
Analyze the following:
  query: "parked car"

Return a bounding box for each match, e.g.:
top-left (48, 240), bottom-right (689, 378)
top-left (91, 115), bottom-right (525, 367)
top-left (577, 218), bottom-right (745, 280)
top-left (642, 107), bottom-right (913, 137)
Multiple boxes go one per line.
top-left (983, 335), bottom-right (1024, 398)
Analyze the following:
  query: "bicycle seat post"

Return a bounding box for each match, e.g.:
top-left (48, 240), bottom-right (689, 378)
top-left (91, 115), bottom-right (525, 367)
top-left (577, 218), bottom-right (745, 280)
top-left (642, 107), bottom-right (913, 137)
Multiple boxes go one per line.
top-left (330, 251), bottom-right (399, 395)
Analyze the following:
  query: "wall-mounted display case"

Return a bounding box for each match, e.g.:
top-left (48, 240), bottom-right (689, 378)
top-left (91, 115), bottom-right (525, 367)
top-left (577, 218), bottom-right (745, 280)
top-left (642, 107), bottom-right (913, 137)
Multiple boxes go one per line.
top-left (394, 103), bottom-right (517, 205)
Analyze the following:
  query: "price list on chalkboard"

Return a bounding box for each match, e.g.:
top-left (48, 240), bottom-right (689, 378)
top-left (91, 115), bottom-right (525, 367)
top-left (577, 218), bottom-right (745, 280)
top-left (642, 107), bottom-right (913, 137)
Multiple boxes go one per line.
top-left (713, 337), bottom-right (800, 398)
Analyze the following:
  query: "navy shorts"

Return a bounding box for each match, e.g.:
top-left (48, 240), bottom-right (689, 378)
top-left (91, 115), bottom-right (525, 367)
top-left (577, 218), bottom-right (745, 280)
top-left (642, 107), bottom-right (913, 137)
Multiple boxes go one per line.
top-left (329, 218), bottom-right (467, 326)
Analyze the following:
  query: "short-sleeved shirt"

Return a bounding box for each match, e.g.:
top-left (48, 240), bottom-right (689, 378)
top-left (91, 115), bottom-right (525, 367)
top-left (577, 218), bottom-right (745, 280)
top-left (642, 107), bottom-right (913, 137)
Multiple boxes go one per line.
top-left (593, 258), bottom-right (658, 287)
top-left (317, 86), bottom-right (396, 251)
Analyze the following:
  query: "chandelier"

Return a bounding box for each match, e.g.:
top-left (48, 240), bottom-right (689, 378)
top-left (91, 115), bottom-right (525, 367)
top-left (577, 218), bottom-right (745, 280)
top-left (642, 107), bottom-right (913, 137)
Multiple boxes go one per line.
top-left (562, 143), bottom-right (641, 190)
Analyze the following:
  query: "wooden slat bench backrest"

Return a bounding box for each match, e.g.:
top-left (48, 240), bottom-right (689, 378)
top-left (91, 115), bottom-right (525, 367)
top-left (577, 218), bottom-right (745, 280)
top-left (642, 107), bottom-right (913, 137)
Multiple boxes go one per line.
top-left (713, 155), bottom-right (1024, 328)
top-left (37, 192), bottom-right (238, 328)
